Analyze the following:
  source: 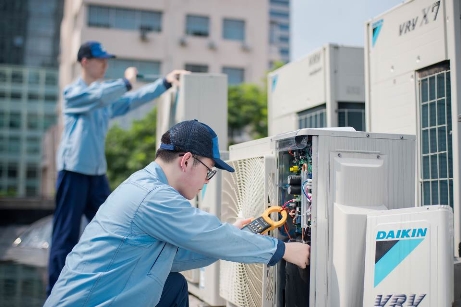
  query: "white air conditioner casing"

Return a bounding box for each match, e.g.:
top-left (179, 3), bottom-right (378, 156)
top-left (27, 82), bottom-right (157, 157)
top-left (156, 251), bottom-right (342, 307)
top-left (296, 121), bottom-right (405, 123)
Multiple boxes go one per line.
top-left (220, 138), bottom-right (277, 307)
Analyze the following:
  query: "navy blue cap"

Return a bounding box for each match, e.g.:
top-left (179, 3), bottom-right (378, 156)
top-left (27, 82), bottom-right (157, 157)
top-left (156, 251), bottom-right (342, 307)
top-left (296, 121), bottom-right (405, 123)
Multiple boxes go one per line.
top-left (160, 120), bottom-right (234, 172)
top-left (77, 41), bottom-right (116, 62)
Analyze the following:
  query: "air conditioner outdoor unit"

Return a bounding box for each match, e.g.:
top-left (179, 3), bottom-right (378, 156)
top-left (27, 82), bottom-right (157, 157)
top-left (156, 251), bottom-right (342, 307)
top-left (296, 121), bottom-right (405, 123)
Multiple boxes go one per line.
top-left (219, 128), bottom-right (452, 307)
top-left (179, 36), bottom-right (187, 46)
top-left (241, 42), bottom-right (251, 52)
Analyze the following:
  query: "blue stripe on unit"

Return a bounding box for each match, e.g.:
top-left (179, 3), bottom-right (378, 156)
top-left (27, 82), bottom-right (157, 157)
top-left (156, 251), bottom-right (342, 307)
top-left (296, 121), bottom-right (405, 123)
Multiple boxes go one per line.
top-left (374, 238), bottom-right (423, 287)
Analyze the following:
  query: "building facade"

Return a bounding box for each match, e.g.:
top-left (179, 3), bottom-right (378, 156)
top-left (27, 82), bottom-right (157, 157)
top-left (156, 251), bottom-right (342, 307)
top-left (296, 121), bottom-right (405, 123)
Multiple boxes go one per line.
top-left (268, 0), bottom-right (290, 65)
top-left (41, 0), bottom-right (279, 197)
top-left (0, 0), bottom-right (63, 197)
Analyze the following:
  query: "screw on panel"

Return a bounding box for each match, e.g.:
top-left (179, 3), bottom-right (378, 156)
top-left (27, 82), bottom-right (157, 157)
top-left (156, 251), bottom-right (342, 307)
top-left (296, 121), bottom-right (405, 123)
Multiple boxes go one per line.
top-left (338, 153), bottom-right (341, 158)
top-left (400, 136), bottom-right (404, 139)
top-left (377, 155), bottom-right (380, 159)
top-left (366, 134), bottom-right (370, 137)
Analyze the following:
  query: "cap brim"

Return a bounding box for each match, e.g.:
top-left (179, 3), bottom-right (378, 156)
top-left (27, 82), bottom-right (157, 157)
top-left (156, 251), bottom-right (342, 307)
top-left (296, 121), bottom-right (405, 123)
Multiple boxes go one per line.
top-left (214, 158), bottom-right (235, 172)
top-left (97, 54), bottom-right (116, 59)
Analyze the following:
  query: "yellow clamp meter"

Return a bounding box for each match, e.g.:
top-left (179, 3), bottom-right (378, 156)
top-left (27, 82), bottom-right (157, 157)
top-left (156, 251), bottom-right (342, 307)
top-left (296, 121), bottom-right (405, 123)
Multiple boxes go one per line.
top-left (241, 206), bottom-right (288, 234)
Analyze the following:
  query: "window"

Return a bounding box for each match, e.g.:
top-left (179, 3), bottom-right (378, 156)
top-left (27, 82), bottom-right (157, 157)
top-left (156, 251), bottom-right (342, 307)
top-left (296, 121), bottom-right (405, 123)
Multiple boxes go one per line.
top-left (419, 64), bottom-right (453, 207)
top-left (26, 137), bottom-right (40, 154)
top-left (184, 64), bottom-right (208, 73)
top-left (88, 5), bottom-right (162, 32)
top-left (105, 59), bottom-right (161, 80)
top-left (28, 71), bottom-right (40, 84)
top-left (9, 112), bottom-right (21, 129)
top-left (11, 71), bottom-right (23, 83)
top-left (10, 92), bottom-right (22, 100)
top-left (43, 114), bottom-right (56, 130)
top-left (279, 23), bottom-right (289, 31)
top-left (298, 105), bottom-right (326, 129)
top-left (337, 102), bottom-right (365, 131)
top-left (45, 94), bottom-right (58, 103)
top-left (7, 136), bottom-right (20, 154)
top-left (45, 73), bottom-right (57, 85)
top-left (0, 71), bottom-right (7, 82)
top-left (7, 163), bottom-right (18, 179)
top-left (270, 0), bottom-right (289, 6)
top-left (114, 8), bottom-right (136, 30)
top-left (27, 114), bottom-right (39, 130)
top-left (0, 111), bottom-right (4, 128)
top-left (222, 67), bottom-right (245, 85)
top-left (280, 48), bottom-right (290, 57)
top-left (88, 6), bottom-right (111, 28)
top-left (186, 15), bottom-right (209, 37)
top-left (26, 165), bottom-right (38, 179)
top-left (223, 19), bottom-right (245, 41)
top-left (28, 93), bottom-right (40, 101)
top-left (279, 36), bottom-right (289, 44)
top-left (270, 10), bottom-right (290, 19)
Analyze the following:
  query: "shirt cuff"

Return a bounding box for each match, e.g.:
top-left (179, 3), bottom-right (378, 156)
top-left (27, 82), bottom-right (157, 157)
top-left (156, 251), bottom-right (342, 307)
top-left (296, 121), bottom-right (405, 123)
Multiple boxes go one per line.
top-left (267, 239), bottom-right (285, 266)
top-left (162, 78), bottom-right (172, 90)
top-left (122, 78), bottom-right (132, 91)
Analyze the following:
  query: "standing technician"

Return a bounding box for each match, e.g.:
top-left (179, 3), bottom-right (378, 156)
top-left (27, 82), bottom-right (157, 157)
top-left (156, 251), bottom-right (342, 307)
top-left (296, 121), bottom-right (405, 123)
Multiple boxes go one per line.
top-left (45, 119), bottom-right (310, 306)
top-left (47, 40), bottom-right (188, 295)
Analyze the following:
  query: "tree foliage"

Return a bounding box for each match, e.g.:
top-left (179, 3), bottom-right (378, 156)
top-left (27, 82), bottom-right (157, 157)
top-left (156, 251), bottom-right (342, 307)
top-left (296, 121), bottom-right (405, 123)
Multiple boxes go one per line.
top-left (105, 108), bottom-right (157, 190)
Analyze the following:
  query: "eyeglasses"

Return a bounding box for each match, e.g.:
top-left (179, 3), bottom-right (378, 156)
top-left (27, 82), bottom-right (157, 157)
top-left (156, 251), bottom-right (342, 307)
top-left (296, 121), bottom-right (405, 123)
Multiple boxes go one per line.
top-left (179, 154), bottom-right (217, 180)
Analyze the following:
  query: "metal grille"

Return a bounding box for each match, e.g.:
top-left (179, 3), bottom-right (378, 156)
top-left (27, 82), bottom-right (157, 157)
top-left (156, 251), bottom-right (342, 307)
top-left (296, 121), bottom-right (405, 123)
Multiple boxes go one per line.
top-left (419, 68), bottom-right (453, 206)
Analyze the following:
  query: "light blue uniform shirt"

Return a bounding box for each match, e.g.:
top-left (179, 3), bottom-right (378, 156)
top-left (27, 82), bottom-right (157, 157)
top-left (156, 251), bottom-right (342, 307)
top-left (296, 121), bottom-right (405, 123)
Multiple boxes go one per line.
top-left (57, 77), bottom-right (169, 175)
top-left (45, 162), bottom-right (285, 306)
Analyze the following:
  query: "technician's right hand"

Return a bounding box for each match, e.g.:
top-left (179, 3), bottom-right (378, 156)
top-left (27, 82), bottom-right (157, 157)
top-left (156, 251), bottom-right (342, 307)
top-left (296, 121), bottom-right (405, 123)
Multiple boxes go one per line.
top-left (283, 242), bottom-right (310, 269)
top-left (165, 69), bottom-right (190, 87)
top-left (124, 67), bottom-right (138, 84)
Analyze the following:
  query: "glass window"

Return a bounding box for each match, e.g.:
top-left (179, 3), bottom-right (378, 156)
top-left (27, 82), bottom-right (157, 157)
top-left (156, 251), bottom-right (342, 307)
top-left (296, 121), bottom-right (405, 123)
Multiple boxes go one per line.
top-left (184, 64), bottom-right (208, 73)
top-left (419, 68), bottom-right (453, 207)
top-left (26, 165), bottom-right (38, 179)
top-left (280, 48), bottom-right (290, 57)
top-left (270, 0), bottom-right (290, 6)
top-left (0, 70), bottom-right (7, 82)
top-left (105, 59), bottom-right (161, 80)
top-left (10, 92), bottom-right (22, 100)
top-left (115, 8), bottom-right (136, 30)
top-left (337, 102), bottom-right (365, 131)
top-left (26, 137), bottom-right (40, 154)
top-left (222, 67), bottom-right (245, 85)
top-left (7, 163), bottom-right (18, 179)
top-left (0, 111), bottom-right (4, 128)
top-left (45, 73), bottom-right (57, 85)
top-left (9, 112), bottom-right (21, 129)
top-left (298, 105), bottom-right (327, 129)
top-left (43, 114), bottom-right (55, 130)
top-left (45, 94), bottom-right (57, 103)
top-left (27, 114), bottom-right (39, 130)
top-left (279, 23), bottom-right (289, 31)
top-left (88, 5), bottom-right (111, 28)
top-left (270, 10), bottom-right (290, 19)
top-left (8, 136), bottom-right (20, 154)
top-left (279, 36), bottom-right (289, 43)
top-left (223, 19), bottom-right (245, 41)
top-left (139, 11), bottom-right (162, 32)
top-left (186, 15), bottom-right (209, 37)
top-left (11, 71), bottom-right (23, 83)
top-left (28, 71), bottom-right (40, 84)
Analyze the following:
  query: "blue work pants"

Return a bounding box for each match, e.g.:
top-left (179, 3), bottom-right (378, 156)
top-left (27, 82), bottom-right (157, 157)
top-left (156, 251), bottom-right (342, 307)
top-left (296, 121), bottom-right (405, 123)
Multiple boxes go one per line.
top-left (47, 170), bottom-right (111, 295)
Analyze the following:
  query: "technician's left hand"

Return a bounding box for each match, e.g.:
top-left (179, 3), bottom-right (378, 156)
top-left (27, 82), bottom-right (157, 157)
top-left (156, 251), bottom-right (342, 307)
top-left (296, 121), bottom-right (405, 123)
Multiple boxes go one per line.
top-left (233, 218), bottom-right (252, 229)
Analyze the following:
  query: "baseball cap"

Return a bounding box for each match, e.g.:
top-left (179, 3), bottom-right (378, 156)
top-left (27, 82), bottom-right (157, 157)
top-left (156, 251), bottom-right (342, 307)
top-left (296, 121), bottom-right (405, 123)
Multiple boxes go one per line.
top-left (160, 120), bottom-right (234, 172)
top-left (77, 41), bottom-right (116, 62)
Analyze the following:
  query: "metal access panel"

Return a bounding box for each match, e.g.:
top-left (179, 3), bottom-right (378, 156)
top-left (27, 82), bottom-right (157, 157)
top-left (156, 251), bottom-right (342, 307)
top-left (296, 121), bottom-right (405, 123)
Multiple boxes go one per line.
top-left (156, 73), bottom-right (228, 150)
top-left (271, 128), bottom-right (416, 307)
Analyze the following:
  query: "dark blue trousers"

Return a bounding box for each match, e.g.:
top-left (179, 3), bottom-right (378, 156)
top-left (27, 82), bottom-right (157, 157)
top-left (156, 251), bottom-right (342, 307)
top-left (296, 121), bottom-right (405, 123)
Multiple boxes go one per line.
top-left (157, 273), bottom-right (189, 307)
top-left (47, 170), bottom-right (111, 295)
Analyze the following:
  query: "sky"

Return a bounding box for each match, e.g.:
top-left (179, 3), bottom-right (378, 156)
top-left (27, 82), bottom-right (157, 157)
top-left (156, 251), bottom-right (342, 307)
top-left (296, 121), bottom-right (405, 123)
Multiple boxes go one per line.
top-left (291, 0), bottom-right (404, 60)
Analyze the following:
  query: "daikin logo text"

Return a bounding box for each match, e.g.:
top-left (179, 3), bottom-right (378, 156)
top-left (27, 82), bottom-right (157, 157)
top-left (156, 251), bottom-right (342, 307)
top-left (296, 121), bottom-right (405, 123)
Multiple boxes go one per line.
top-left (376, 228), bottom-right (427, 240)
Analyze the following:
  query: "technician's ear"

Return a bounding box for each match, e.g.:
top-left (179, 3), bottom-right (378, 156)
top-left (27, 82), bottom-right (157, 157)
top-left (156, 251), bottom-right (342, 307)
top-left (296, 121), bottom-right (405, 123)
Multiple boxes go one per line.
top-left (179, 152), bottom-right (193, 171)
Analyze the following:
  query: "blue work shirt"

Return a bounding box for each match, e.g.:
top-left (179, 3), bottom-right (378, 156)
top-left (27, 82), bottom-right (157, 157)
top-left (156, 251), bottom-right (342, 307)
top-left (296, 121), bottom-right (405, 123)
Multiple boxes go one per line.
top-left (45, 162), bottom-right (285, 306)
top-left (57, 77), bottom-right (170, 175)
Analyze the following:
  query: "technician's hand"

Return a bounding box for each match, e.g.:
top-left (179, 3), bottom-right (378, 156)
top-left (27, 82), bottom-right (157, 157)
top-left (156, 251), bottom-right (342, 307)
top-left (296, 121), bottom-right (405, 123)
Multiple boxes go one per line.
top-left (166, 69), bottom-right (190, 87)
top-left (233, 218), bottom-right (252, 229)
top-left (124, 67), bottom-right (138, 84)
top-left (283, 242), bottom-right (310, 269)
